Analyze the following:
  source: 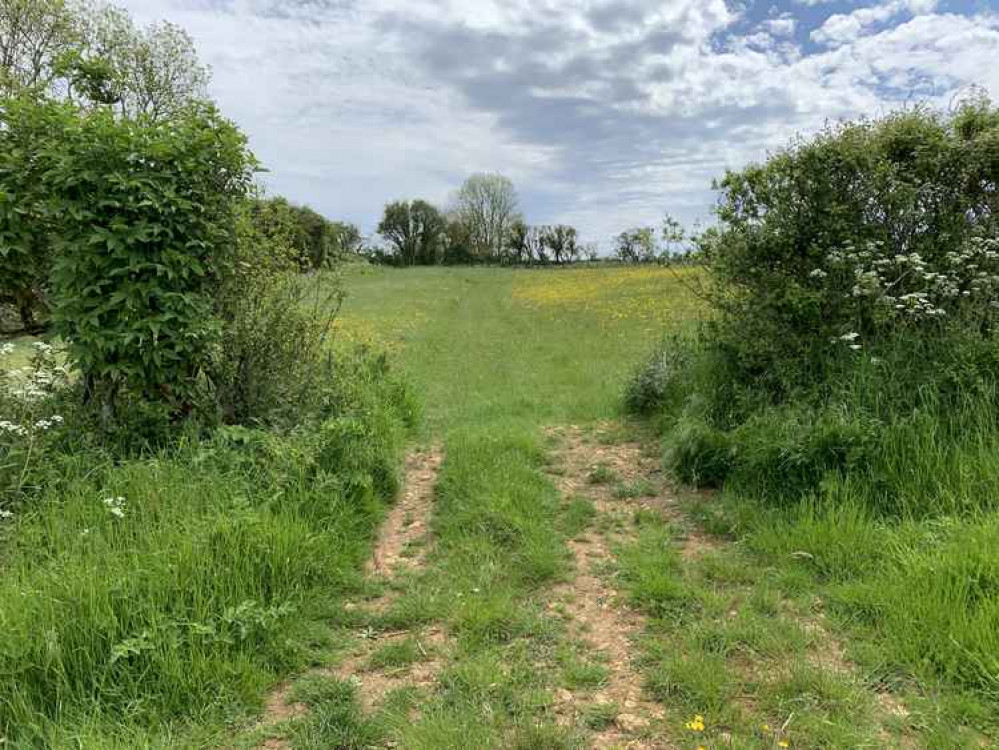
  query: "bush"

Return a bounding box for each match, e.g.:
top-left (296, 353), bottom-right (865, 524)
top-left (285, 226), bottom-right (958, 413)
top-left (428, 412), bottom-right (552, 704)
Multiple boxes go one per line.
top-left (705, 96), bottom-right (999, 391)
top-left (665, 414), bottom-right (733, 488)
top-left (624, 335), bottom-right (694, 416)
top-left (20, 98), bottom-right (257, 422)
top-left (0, 97), bottom-right (73, 332)
top-left (629, 98), bottom-right (999, 705)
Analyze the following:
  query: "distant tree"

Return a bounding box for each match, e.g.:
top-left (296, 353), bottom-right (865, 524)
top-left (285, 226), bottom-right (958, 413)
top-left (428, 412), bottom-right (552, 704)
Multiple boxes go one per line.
top-left (442, 214), bottom-right (476, 265)
top-left (660, 213), bottom-right (686, 263)
top-left (453, 173), bottom-right (522, 260)
top-left (330, 221), bottom-right (362, 258)
top-left (247, 197), bottom-right (346, 271)
top-left (507, 219), bottom-right (546, 265)
top-left (615, 227), bottom-right (657, 263)
top-left (377, 200), bottom-right (446, 266)
top-left (541, 225), bottom-right (579, 264)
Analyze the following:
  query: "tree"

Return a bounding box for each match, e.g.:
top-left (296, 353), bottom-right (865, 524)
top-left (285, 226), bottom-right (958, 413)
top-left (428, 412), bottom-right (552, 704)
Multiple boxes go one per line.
top-left (1, 1), bottom-right (210, 120)
top-left (453, 173), bottom-right (521, 261)
top-left (377, 200), bottom-right (446, 266)
top-left (541, 225), bottom-right (579, 264)
top-left (615, 227), bottom-right (657, 263)
top-left (660, 213), bottom-right (686, 263)
top-left (71, 8), bottom-right (209, 120)
top-left (0, 0), bottom-right (79, 95)
top-left (330, 221), bottom-right (362, 258)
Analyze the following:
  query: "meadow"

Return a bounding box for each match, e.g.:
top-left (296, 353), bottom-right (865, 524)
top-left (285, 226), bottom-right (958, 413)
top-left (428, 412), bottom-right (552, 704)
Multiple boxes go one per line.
top-left (271, 261), bottom-right (996, 750)
top-left (334, 264), bottom-right (702, 433)
top-left (4, 261), bottom-right (998, 749)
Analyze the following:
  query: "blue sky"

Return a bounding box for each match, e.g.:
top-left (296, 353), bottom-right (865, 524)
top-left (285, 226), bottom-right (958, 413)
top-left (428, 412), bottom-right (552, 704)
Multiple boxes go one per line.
top-left (121, 0), bottom-right (999, 249)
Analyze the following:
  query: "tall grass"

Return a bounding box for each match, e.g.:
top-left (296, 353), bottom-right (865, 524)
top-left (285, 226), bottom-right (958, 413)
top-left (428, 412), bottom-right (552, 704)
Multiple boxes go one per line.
top-left (0, 348), bottom-right (413, 747)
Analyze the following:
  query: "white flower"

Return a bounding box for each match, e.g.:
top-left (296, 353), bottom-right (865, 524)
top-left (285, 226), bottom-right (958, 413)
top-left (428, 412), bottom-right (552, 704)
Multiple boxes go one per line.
top-left (839, 332), bottom-right (860, 342)
top-left (809, 268), bottom-right (828, 279)
top-left (0, 509), bottom-right (13, 520)
top-left (103, 496), bottom-right (127, 518)
top-left (0, 420), bottom-right (27, 437)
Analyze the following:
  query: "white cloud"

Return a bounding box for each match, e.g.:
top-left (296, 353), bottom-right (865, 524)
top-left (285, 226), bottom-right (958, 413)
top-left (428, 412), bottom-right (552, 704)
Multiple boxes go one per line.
top-left (114, 0), bottom-right (997, 247)
top-left (811, 0), bottom-right (939, 47)
top-left (764, 17), bottom-right (797, 37)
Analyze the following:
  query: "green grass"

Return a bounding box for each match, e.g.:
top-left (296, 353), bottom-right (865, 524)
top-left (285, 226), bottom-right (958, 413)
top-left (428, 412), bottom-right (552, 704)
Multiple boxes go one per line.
top-left (0, 349), bottom-right (411, 747)
top-left (334, 265), bottom-right (700, 435)
top-left (9, 262), bottom-right (997, 748)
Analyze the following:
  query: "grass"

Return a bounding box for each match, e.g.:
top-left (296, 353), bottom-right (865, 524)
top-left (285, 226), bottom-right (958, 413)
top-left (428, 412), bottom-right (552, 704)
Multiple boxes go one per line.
top-left (7, 262), bottom-right (997, 748)
top-left (0, 348), bottom-right (411, 747)
top-left (334, 265), bottom-right (701, 434)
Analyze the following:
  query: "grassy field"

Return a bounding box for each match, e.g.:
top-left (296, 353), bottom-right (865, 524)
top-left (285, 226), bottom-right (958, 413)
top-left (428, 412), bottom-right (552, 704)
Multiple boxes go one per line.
top-left (252, 263), bottom-right (992, 750)
top-left (334, 264), bottom-right (702, 434)
top-left (6, 264), bottom-right (995, 748)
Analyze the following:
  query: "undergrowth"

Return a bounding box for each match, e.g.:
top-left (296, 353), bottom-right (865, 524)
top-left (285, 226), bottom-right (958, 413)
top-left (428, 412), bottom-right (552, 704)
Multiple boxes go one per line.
top-left (0, 347), bottom-right (416, 748)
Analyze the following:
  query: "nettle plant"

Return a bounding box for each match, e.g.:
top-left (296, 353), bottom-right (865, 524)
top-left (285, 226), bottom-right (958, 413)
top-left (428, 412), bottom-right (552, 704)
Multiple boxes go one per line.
top-left (38, 101), bottom-right (256, 419)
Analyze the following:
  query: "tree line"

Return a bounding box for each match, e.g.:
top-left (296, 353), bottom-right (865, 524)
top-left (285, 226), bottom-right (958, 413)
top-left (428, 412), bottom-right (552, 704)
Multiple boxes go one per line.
top-left (372, 173), bottom-right (697, 267)
top-left (370, 173), bottom-right (598, 266)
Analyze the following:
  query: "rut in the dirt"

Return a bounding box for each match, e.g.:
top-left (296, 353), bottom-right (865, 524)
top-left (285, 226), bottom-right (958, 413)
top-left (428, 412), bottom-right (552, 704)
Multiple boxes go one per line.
top-left (253, 446), bottom-right (444, 746)
top-left (546, 424), bottom-right (682, 749)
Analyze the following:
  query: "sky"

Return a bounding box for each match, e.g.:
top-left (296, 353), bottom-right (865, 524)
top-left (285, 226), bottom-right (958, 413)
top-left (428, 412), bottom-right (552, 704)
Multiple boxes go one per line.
top-left (119, 0), bottom-right (999, 249)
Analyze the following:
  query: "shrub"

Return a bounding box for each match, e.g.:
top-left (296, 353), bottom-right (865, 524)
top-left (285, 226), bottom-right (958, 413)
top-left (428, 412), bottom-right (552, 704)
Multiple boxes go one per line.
top-left (0, 97), bottom-right (74, 332)
top-left (210, 204), bottom-right (342, 426)
top-left (624, 335), bottom-right (694, 416)
top-left (665, 414), bottom-right (733, 488)
top-left (706, 96), bottom-right (999, 389)
top-left (33, 99), bottom-right (256, 422)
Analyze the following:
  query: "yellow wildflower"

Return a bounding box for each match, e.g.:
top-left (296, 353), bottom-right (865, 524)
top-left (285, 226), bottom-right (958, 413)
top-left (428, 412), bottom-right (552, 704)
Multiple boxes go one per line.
top-left (778, 741), bottom-right (789, 748)
top-left (684, 714), bottom-right (705, 732)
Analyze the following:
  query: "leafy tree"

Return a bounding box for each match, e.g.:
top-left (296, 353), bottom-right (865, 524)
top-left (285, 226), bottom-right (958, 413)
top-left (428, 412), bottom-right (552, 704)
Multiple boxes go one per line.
top-left (453, 173), bottom-right (521, 260)
top-left (330, 221), bottom-right (362, 258)
top-left (615, 227), bottom-right (657, 263)
top-left (441, 214), bottom-right (476, 265)
top-left (247, 197), bottom-right (347, 271)
top-left (377, 200), bottom-right (446, 265)
top-left (69, 7), bottom-right (210, 120)
top-left (505, 219), bottom-right (539, 264)
top-left (1, 1), bottom-right (209, 120)
top-left (541, 224), bottom-right (579, 264)
top-left (0, 0), bottom-right (79, 95)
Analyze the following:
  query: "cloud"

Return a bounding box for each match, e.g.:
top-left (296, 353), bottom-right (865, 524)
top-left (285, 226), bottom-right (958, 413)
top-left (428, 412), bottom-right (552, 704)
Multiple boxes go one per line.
top-left (764, 17), bottom-right (797, 36)
top-left (116, 0), bottom-right (998, 248)
top-left (811, 0), bottom-right (939, 47)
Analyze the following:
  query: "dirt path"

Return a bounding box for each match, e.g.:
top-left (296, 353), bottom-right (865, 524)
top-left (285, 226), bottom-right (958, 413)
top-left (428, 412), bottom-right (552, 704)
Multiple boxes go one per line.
top-left (546, 424), bottom-right (675, 748)
top-left (546, 422), bottom-right (915, 750)
top-left (253, 446), bottom-right (444, 747)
